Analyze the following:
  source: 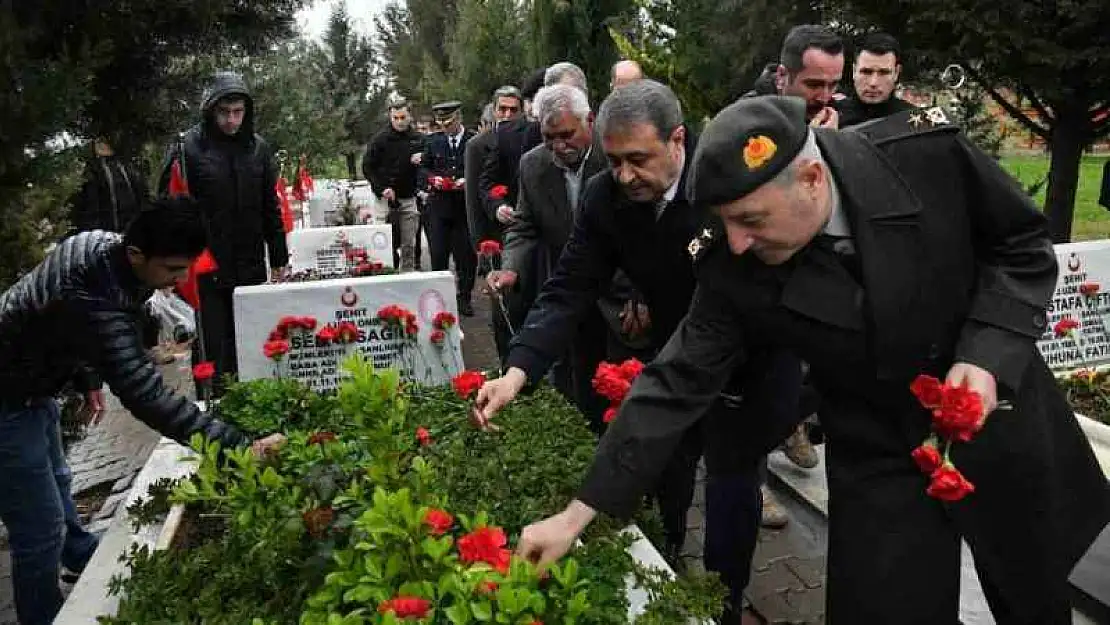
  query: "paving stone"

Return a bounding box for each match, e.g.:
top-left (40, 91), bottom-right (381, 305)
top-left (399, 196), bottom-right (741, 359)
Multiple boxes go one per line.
top-left (111, 472), bottom-right (136, 494)
top-left (93, 492), bottom-right (129, 521)
top-left (752, 529), bottom-right (798, 571)
top-left (784, 557), bottom-right (825, 590)
top-left (686, 505), bottom-right (704, 530)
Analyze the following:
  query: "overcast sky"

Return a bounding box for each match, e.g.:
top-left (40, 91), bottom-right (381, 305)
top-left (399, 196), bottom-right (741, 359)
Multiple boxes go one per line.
top-left (296, 0), bottom-right (389, 39)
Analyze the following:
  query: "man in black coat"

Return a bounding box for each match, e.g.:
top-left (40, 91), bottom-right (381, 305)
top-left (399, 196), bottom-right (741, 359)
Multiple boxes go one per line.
top-left (68, 138), bottom-right (148, 235)
top-left (475, 81), bottom-right (805, 620)
top-left (466, 86), bottom-right (524, 250)
top-left (838, 32), bottom-right (917, 128)
top-left (515, 96), bottom-right (1110, 625)
top-left (362, 98), bottom-right (425, 271)
top-left (421, 101), bottom-right (477, 315)
top-left (158, 71), bottom-right (288, 390)
top-left (0, 199), bottom-right (284, 625)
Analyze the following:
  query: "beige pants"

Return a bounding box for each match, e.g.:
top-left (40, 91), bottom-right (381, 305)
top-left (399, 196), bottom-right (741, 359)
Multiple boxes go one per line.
top-left (375, 196), bottom-right (419, 271)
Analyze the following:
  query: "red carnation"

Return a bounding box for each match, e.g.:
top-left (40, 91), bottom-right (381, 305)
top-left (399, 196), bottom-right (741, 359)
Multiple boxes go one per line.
top-left (489, 184), bottom-right (509, 201)
top-left (277, 315), bottom-right (300, 331)
top-left (433, 311), bottom-right (457, 330)
top-left (423, 508), bottom-right (455, 536)
top-left (263, 339), bottom-right (290, 360)
top-left (911, 442), bottom-right (943, 474)
top-left (416, 426), bottom-right (432, 447)
top-left (268, 328), bottom-right (287, 342)
top-left (932, 383), bottom-right (984, 442)
top-left (618, 358), bottom-right (645, 380)
top-left (592, 367), bottom-right (631, 403)
top-left (458, 526), bottom-right (512, 573)
top-left (336, 321), bottom-right (360, 343)
top-left (1054, 317), bottom-right (1080, 338)
top-left (430, 329), bottom-right (446, 346)
top-left (926, 464), bottom-right (975, 502)
top-left (315, 325), bottom-right (339, 344)
top-left (1080, 282), bottom-right (1101, 296)
top-left (603, 407), bottom-right (618, 423)
top-left (477, 580), bottom-right (499, 595)
top-left (452, 370), bottom-right (486, 399)
top-left (192, 361), bottom-right (215, 381)
top-left (307, 431), bottom-right (337, 446)
top-left (909, 374), bottom-right (945, 410)
top-left (377, 596), bottom-right (431, 619)
top-left (477, 240), bottom-right (503, 257)
top-left (297, 316), bottom-right (318, 330)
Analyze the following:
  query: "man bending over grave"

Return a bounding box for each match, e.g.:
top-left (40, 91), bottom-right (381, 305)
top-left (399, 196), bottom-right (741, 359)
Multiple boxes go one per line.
top-left (0, 197), bottom-right (285, 625)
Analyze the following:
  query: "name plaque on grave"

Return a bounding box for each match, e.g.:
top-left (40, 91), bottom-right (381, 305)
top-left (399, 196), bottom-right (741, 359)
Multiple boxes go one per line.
top-left (233, 272), bottom-right (463, 391)
top-left (288, 225), bottom-right (394, 274)
top-left (1038, 241), bottom-right (1110, 373)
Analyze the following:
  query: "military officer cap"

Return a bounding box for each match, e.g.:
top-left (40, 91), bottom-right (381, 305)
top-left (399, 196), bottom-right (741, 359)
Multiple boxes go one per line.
top-left (432, 100), bottom-right (462, 123)
top-left (687, 95), bottom-right (810, 207)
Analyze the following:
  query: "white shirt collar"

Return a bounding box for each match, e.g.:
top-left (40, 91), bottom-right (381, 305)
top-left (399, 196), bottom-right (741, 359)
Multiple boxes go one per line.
top-left (663, 147), bottom-right (685, 203)
top-left (449, 129), bottom-right (465, 144)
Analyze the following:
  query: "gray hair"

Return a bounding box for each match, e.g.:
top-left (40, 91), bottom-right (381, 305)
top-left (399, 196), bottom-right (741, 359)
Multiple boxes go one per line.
top-left (595, 79), bottom-right (683, 141)
top-left (544, 61), bottom-right (589, 92)
top-left (772, 130), bottom-right (824, 186)
top-left (532, 84), bottom-right (591, 127)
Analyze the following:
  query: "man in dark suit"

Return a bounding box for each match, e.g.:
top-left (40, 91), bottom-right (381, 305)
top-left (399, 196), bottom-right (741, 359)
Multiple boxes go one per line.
top-left (487, 83), bottom-right (617, 432)
top-left (475, 81), bottom-right (806, 621)
top-left (466, 87), bottom-right (523, 250)
top-left (838, 32), bottom-right (917, 128)
top-left (421, 101), bottom-right (477, 315)
top-left (514, 96), bottom-right (1110, 624)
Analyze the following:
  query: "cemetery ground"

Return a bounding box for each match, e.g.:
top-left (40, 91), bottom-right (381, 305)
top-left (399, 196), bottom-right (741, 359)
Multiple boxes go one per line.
top-left (1002, 153), bottom-right (1110, 240)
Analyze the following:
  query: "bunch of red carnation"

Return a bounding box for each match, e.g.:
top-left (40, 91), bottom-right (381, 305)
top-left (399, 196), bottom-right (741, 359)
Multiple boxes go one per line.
top-left (351, 259), bottom-right (385, 277)
top-left (477, 240), bottom-right (502, 257)
top-left (489, 184), bottom-right (509, 201)
top-left (377, 304), bottom-right (419, 338)
top-left (909, 374), bottom-right (992, 502)
top-left (429, 176), bottom-right (460, 191)
top-left (592, 358), bottom-right (645, 423)
top-left (1054, 317), bottom-right (1080, 338)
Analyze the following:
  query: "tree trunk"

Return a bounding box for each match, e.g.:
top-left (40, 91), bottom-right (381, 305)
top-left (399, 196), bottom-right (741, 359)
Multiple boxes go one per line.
top-left (345, 152), bottom-right (357, 180)
top-left (1044, 104), bottom-right (1089, 243)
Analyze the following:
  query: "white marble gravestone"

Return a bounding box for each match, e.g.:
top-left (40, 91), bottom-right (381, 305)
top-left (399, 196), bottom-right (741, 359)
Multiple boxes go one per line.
top-left (306, 179), bottom-right (344, 227)
top-left (1038, 240), bottom-right (1110, 373)
top-left (233, 272), bottom-right (463, 391)
top-left (288, 224), bottom-right (395, 273)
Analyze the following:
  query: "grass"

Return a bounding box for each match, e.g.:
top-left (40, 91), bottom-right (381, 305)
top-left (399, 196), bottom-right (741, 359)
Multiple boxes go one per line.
top-left (1000, 154), bottom-right (1110, 241)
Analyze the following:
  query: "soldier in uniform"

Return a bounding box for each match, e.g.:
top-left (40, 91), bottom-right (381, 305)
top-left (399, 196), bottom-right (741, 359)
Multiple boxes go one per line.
top-left (510, 96), bottom-right (1110, 624)
top-left (421, 101), bottom-right (477, 315)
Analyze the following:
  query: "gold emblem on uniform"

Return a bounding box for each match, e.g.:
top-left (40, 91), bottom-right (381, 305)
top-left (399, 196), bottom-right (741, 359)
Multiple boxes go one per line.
top-left (925, 106), bottom-right (949, 126)
top-left (688, 229), bottom-right (715, 260)
top-left (908, 112), bottom-right (924, 129)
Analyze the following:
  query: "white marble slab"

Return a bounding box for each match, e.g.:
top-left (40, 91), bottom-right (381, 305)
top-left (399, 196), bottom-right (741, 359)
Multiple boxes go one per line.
top-left (288, 224), bottom-right (394, 273)
top-left (233, 272), bottom-right (464, 390)
top-left (1040, 241), bottom-right (1110, 373)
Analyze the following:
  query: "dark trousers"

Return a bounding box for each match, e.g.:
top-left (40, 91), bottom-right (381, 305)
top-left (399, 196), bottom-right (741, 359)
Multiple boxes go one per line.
top-left (193, 277), bottom-right (238, 396)
top-left (0, 398), bottom-right (99, 625)
top-left (426, 194), bottom-right (476, 301)
top-left (551, 307), bottom-right (613, 434)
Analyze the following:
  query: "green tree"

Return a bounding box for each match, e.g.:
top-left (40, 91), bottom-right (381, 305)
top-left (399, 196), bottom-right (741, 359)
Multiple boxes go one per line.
top-left (438, 0), bottom-right (535, 116)
top-left (375, 0), bottom-right (457, 106)
top-left (314, 4), bottom-right (386, 177)
top-left (529, 0), bottom-right (636, 104)
top-left (837, 0), bottom-right (1110, 242)
top-left (610, 0), bottom-right (824, 124)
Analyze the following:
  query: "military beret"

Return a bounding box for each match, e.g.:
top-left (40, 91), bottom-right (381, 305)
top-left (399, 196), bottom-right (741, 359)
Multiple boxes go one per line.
top-left (687, 95), bottom-right (809, 207)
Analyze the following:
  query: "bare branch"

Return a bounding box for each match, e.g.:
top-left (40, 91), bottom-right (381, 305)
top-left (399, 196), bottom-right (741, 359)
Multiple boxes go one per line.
top-left (965, 65), bottom-right (1050, 139)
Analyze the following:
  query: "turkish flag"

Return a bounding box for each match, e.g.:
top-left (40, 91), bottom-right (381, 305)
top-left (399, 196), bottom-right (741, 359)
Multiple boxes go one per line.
top-left (276, 177), bottom-right (294, 233)
top-left (168, 157), bottom-right (219, 309)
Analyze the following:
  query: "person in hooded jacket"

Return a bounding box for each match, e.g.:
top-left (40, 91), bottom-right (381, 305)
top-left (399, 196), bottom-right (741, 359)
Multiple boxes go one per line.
top-left (158, 71), bottom-right (289, 394)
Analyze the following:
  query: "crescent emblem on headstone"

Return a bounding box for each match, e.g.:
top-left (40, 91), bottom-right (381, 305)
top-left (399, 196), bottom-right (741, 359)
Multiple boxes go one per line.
top-left (1068, 254), bottom-right (1081, 272)
top-left (340, 286), bottom-right (359, 308)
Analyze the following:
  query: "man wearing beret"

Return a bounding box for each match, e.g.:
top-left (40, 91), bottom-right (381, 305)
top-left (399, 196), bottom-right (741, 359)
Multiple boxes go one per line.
top-left (421, 101), bottom-right (477, 315)
top-left (475, 81), bottom-right (806, 622)
top-left (512, 96), bottom-right (1110, 624)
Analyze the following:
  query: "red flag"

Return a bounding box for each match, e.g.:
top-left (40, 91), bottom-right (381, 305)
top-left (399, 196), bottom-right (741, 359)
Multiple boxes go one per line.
top-left (292, 170), bottom-right (306, 202)
top-left (168, 158), bottom-right (189, 198)
top-left (168, 156), bottom-right (219, 309)
top-left (276, 177), bottom-right (294, 233)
